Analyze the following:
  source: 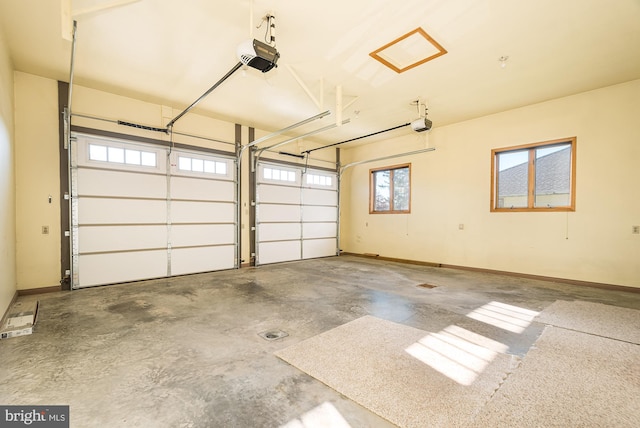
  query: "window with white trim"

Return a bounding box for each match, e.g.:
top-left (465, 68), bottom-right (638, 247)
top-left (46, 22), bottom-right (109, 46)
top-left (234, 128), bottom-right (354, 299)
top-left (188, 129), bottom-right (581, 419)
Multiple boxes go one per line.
top-left (178, 156), bottom-right (228, 175)
top-left (305, 173), bottom-right (332, 187)
top-left (264, 167), bottom-right (296, 182)
top-left (88, 143), bottom-right (157, 167)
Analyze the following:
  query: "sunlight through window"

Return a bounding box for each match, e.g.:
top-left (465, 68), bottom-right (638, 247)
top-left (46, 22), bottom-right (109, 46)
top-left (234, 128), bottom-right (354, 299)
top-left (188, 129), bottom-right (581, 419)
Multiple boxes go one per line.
top-left (405, 325), bottom-right (508, 386)
top-left (280, 402), bottom-right (352, 428)
top-left (466, 301), bottom-right (539, 333)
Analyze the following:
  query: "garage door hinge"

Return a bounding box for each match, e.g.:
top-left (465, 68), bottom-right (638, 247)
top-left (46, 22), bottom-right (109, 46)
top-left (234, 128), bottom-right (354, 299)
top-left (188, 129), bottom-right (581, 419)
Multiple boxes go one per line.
top-left (251, 227), bottom-right (256, 231)
top-left (64, 231), bottom-right (70, 237)
top-left (64, 192), bottom-right (70, 200)
top-left (251, 201), bottom-right (256, 206)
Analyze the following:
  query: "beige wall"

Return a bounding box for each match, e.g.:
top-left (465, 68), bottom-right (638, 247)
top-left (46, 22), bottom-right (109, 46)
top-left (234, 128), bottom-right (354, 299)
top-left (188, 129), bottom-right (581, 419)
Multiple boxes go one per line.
top-left (341, 79), bottom-right (640, 288)
top-left (0, 29), bottom-right (16, 315)
top-left (14, 72), bottom-right (60, 289)
top-left (15, 69), bottom-right (637, 290)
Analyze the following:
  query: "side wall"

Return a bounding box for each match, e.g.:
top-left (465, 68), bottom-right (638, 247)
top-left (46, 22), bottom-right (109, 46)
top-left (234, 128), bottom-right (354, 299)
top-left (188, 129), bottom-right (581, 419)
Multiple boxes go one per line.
top-left (0, 29), bottom-right (16, 313)
top-left (14, 72), bottom-right (60, 289)
top-left (341, 79), bottom-right (640, 288)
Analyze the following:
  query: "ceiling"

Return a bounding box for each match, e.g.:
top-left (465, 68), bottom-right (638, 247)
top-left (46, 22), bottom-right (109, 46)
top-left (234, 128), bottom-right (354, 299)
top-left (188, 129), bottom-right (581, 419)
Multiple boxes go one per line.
top-left (1, 0), bottom-right (639, 147)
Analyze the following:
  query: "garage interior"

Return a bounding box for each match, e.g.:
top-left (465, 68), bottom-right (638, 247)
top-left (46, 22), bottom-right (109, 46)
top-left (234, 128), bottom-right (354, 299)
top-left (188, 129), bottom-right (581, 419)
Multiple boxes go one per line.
top-left (0, 1), bottom-right (639, 427)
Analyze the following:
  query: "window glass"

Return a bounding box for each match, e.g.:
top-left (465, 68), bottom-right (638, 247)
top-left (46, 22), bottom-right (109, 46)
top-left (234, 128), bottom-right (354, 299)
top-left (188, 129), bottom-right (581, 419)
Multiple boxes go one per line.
top-left (125, 149), bottom-right (141, 165)
top-left (108, 147), bottom-right (124, 163)
top-left (192, 158), bottom-right (204, 172)
top-left (496, 150), bottom-right (529, 209)
top-left (178, 156), bottom-right (191, 171)
top-left (393, 167), bottom-right (410, 211)
top-left (141, 151), bottom-right (156, 167)
top-left (370, 164), bottom-right (410, 213)
top-left (215, 161), bottom-right (227, 175)
top-left (534, 144), bottom-right (571, 208)
top-left (492, 138), bottom-right (575, 211)
top-left (89, 144), bottom-right (107, 161)
top-left (263, 166), bottom-right (299, 182)
top-left (373, 170), bottom-right (391, 211)
top-left (89, 143), bottom-right (157, 168)
top-left (204, 160), bottom-right (216, 173)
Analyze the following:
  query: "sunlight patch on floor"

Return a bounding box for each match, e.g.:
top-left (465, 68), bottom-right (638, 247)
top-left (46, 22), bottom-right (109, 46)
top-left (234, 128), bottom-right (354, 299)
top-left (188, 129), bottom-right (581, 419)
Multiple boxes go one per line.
top-left (466, 301), bottom-right (540, 333)
top-left (406, 325), bottom-right (508, 385)
top-left (280, 401), bottom-right (352, 428)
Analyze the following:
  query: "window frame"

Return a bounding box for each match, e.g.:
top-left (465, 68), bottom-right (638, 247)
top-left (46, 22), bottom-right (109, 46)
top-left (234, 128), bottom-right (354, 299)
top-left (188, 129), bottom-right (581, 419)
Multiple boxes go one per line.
top-left (86, 142), bottom-right (159, 170)
top-left (369, 163), bottom-right (412, 214)
top-left (491, 137), bottom-right (576, 212)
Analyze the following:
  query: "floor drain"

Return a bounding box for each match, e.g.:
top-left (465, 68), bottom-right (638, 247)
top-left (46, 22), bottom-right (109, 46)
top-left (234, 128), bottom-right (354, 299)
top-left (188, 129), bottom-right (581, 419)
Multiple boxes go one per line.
top-left (417, 283), bottom-right (437, 289)
top-left (258, 329), bottom-right (289, 341)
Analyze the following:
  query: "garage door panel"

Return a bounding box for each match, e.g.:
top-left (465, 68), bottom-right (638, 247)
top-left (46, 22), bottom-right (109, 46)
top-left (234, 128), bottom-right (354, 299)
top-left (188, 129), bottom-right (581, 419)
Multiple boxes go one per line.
top-left (255, 162), bottom-right (338, 266)
top-left (78, 250), bottom-right (168, 287)
top-left (78, 198), bottom-right (166, 224)
top-left (303, 206), bottom-right (337, 222)
top-left (258, 204), bottom-right (301, 222)
top-left (171, 224), bottom-right (235, 247)
top-left (302, 222), bottom-right (336, 239)
top-left (171, 246), bottom-right (235, 275)
top-left (171, 201), bottom-right (235, 223)
top-left (72, 134), bottom-right (238, 288)
top-left (258, 184), bottom-right (301, 204)
top-left (303, 238), bottom-right (337, 259)
top-left (302, 188), bottom-right (337, 206)
top-left (78, 168), bottom-right (166, 199)
top-left (258, 223), bottom-right (301, 242)
top-left (78, 225), bottom-right (167, 253)
top-left (172, 176), bottom-right (234, 201)
top-left (258, 241), bottom-right (301, 264)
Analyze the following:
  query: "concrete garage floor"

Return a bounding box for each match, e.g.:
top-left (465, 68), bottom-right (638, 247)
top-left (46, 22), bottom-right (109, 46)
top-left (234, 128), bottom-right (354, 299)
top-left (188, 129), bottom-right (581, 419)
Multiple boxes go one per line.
top-left (2, 255), bottom-right (639, 427)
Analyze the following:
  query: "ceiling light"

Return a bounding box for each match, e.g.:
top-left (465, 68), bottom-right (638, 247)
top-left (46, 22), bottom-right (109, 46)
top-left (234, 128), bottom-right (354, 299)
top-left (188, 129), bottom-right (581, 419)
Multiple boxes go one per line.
top-left (498, 56), bottom-right (509, 68)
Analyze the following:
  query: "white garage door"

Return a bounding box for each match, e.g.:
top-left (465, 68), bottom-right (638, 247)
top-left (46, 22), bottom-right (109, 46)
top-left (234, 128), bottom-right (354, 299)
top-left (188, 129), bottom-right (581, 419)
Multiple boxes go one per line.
top-left (70, 133), bottom-right (236, 288)
top-left (255, 162), bottom-right (338, 265)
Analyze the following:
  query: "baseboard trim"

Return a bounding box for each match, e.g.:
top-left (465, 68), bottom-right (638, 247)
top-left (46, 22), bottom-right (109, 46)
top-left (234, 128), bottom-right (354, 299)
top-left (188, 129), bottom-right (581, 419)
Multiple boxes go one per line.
top-left (17, 286), bottom-right (62, 296)
top-left (341, 252), bottom-right (441, 268)
top-left (1, 290), bottom-right (19, 329)
top-left (341, 252), bottom-right (639, 294)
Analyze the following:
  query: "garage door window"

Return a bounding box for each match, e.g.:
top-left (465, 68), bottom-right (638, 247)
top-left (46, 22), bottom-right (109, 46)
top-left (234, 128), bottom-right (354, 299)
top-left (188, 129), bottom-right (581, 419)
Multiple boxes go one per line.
top-left (89, 143), bottom-right (157, 167)
top-left (264, 167), bottom-right (296, 183)
top-left (306, 173), bottom-right (332, 187)
top-left (178, 156), bottom-right (228, 175)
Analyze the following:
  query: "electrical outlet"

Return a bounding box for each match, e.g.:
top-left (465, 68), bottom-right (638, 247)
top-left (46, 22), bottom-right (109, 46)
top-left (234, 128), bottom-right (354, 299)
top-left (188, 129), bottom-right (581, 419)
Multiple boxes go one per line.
top-left (633, 225), bottom-right (640, 235)
top-left (42, 226), bottom-right (49, 235)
